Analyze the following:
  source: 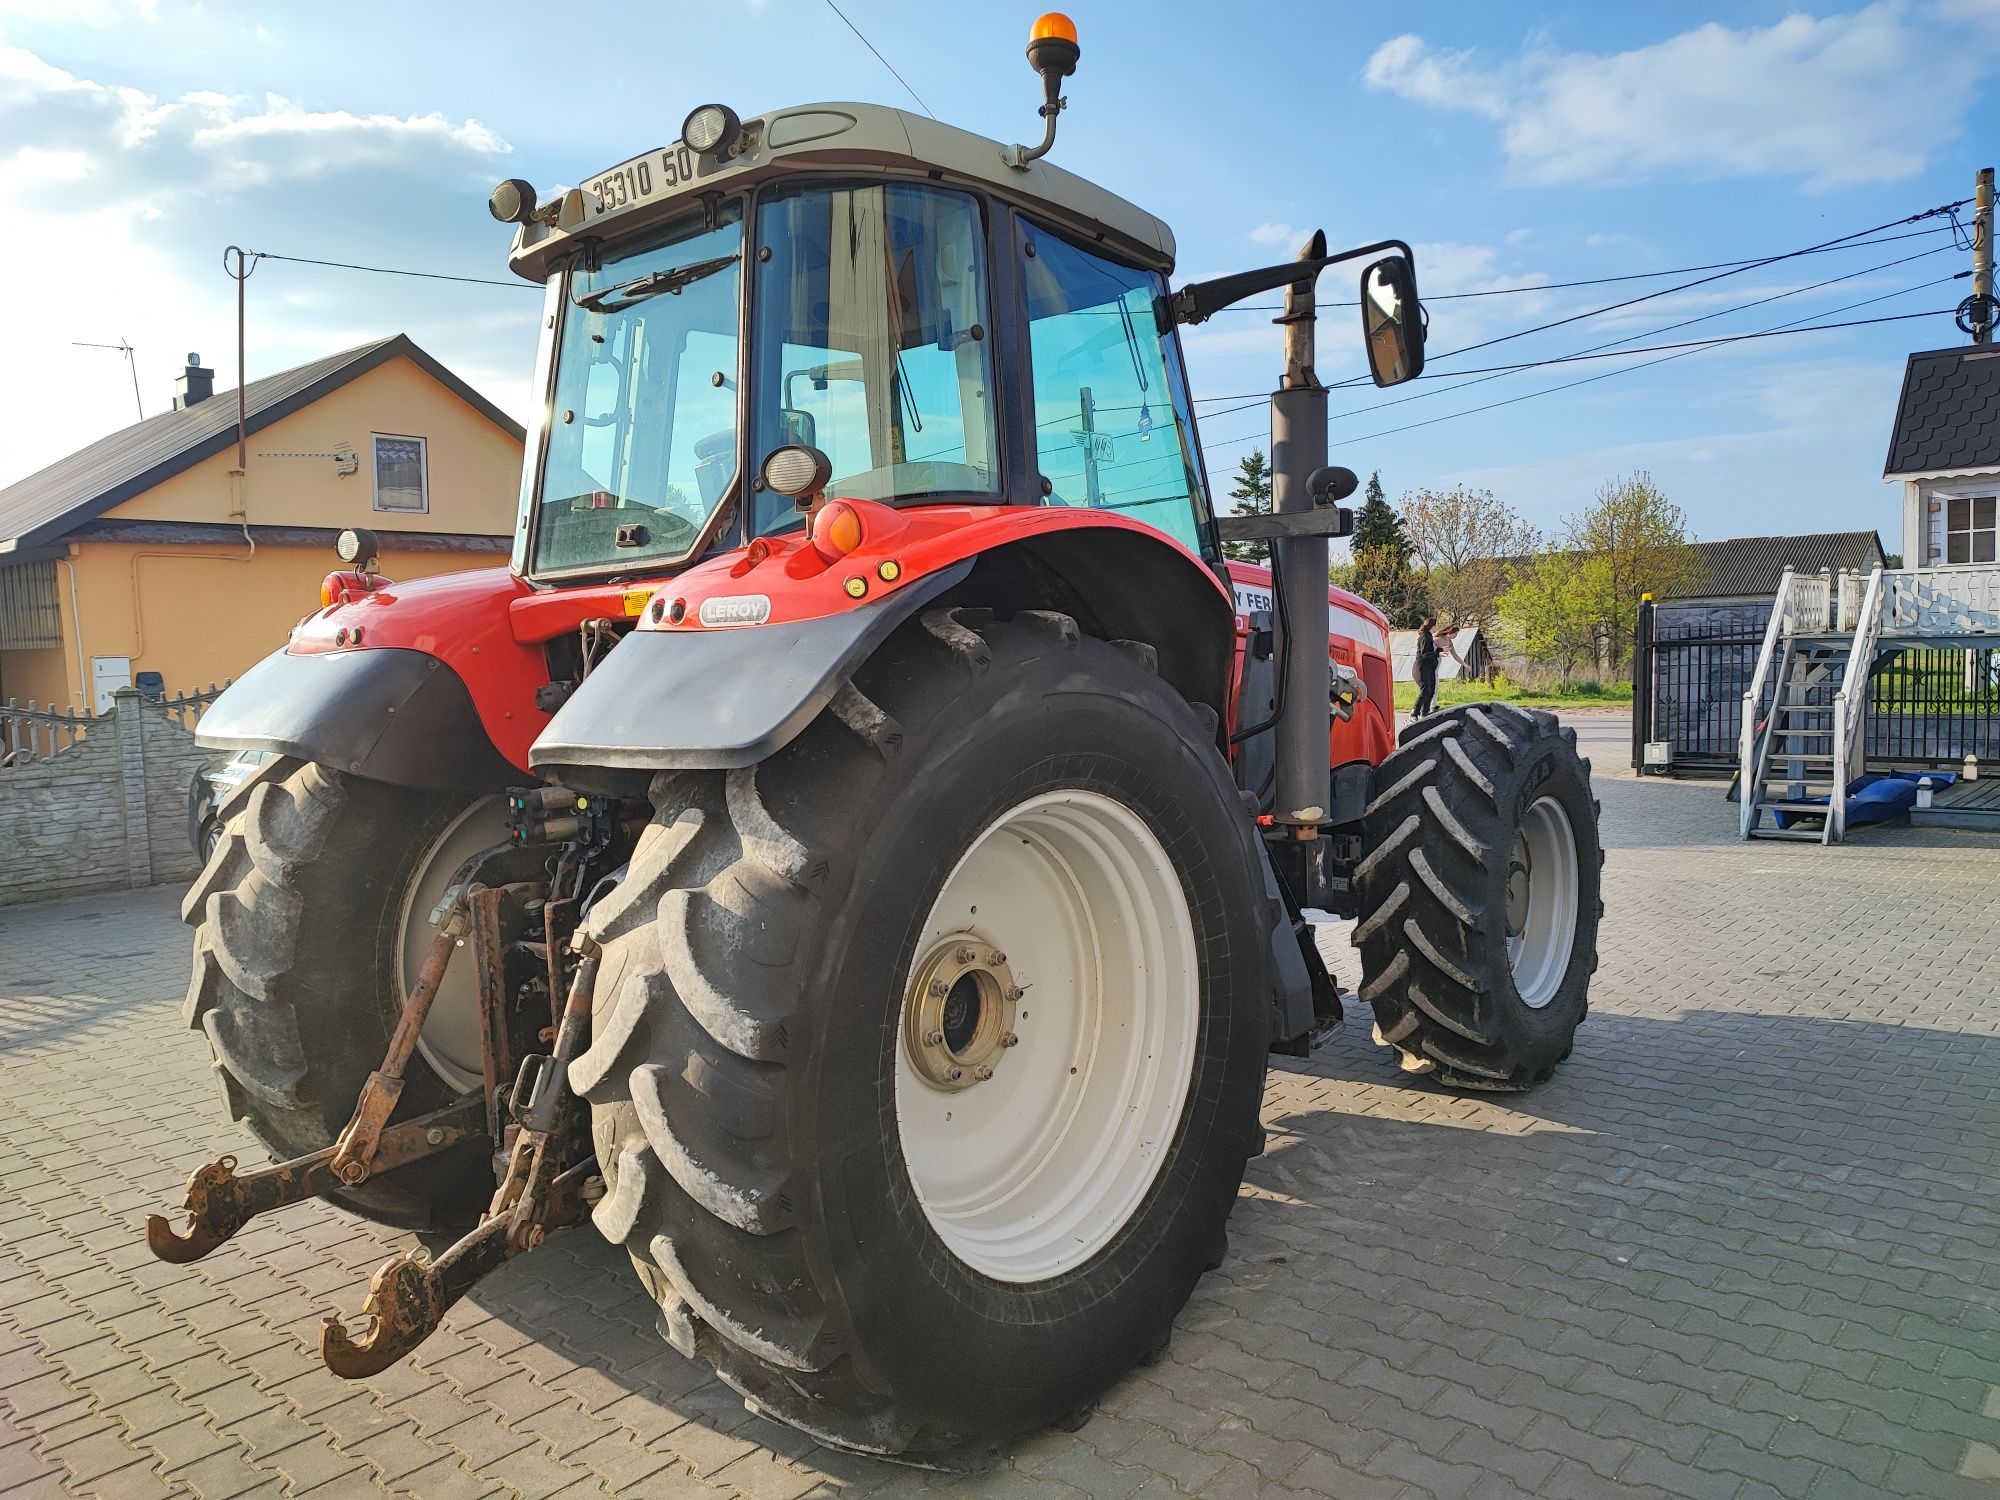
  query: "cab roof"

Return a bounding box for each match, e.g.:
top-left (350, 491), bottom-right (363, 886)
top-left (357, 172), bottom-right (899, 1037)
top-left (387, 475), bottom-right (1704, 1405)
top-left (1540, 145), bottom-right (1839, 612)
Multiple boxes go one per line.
top-left (506, 101), bottom-right (1176, 281)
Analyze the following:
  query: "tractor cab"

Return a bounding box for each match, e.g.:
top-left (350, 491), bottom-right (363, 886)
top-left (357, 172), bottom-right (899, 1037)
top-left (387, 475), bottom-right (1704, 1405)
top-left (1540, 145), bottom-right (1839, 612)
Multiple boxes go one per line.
top-left (494, 88), bottom-right (1212, 585)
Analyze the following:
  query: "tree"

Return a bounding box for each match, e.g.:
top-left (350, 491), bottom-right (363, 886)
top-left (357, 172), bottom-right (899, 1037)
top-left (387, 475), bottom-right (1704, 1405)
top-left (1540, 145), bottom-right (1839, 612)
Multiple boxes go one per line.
top-left (1568, 472), bottom-right (1703, 673)
top-left (1399, 485), bottom-right (1542, 633)
top-left (1222, 449), bottom-right (1273, 564)
top-left (1492, 470), bottom-right (1702, 679)
top-left (1341, 471), bottom-right (1430, 625)
top-left (1349, 471), bottom-right (1407, 559)
top-left (1497, 551), bottom-right (1597, 682)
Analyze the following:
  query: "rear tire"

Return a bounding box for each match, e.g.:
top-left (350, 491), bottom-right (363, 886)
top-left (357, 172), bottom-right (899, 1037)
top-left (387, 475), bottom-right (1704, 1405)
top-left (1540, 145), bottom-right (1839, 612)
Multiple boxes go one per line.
top-left (1351, 704), bottom-right (1602, 1091)
top-left (572, 608), bottom-right (1272, 1461)
top-left (181, 762), bottom-right (493, 1231)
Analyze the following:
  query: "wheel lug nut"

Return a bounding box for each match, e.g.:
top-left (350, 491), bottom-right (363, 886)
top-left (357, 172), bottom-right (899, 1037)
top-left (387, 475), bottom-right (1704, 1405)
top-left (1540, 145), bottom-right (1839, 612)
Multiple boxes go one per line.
top-left (1001, 1032), bottom-right (1019, 1047)
top-left (945, 1066), bottom-right (965, 1083)
top-left (1007, 987), bottom-right (1024, 1001)
top-left (989, 951), bottom-right (1006, 964)
top-left (973, 1065), bottom-right (994, 1081)
top-left (955, 946), bottom-right (976, 964)
top-left (924, 1028), bottom-right (945, 1047)
top-left (929, 978), bottom-right (948, 997)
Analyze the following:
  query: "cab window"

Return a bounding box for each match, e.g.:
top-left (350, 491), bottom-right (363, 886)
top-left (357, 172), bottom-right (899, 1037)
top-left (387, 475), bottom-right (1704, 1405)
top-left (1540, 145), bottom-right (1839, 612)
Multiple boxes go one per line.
top-left (1022, 222), bottom-right (1209, 554)
top-left (751, 183), bottom-right (999, 534)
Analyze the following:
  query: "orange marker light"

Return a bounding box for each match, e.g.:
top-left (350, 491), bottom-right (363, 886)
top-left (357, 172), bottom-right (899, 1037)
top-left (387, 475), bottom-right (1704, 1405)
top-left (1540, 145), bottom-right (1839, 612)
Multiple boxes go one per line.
top-left (1031, 12), bottom-right (1077, 43)
top-left (811, 500), bottom-right (866, 561)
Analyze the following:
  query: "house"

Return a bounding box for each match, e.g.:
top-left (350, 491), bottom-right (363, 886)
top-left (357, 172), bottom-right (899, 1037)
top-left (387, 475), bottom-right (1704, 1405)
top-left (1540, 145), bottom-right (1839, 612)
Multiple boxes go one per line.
top-left (0, 336), bottom-right (523, 712)
top-left (1883, 343), bottom-right (2000, 567)
top-left (1725, 351), bottom-right (2000, 840)
top-left (1632, 531), bottom-right (1887, 777)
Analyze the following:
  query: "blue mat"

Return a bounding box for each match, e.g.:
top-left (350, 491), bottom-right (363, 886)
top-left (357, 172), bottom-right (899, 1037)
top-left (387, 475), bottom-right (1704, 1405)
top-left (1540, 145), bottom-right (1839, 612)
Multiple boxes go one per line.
top-left (1772, 770), bottom-right (1959, 830)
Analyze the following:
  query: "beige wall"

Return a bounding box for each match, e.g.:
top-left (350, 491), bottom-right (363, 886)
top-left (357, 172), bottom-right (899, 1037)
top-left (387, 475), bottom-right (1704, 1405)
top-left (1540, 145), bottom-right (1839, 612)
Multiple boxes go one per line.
top-left (108, 355), bottom-right (523, 534)
top-left (32, 355), bottom-right (523, 708)
top-left (0, 645), bottom-right (70, 708)
top-left (41, 541), bottom-right (505, 709)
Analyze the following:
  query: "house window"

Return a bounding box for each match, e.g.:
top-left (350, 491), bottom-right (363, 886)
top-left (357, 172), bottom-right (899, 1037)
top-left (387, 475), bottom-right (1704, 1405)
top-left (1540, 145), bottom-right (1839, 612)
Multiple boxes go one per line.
top-left (1946, 494), bottom-right (1996, 565)
top-left (372, 434), bottom-right (428, 513)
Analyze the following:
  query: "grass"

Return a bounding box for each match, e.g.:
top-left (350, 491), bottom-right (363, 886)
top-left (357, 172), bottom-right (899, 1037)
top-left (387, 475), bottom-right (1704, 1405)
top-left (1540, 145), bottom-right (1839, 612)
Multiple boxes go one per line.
top-left (1390, 674), bottom-right (1634, 712)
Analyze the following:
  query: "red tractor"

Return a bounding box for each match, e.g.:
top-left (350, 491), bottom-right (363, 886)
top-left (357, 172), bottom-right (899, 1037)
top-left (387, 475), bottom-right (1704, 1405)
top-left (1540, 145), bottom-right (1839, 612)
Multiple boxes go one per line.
top-left (154, 15), bottom-right (1599, 1465)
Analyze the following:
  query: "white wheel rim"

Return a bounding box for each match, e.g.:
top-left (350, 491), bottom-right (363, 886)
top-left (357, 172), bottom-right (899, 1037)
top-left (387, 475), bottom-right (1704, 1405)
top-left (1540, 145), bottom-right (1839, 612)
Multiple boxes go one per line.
top-left (396, 796), bottom-right (512, 1093)
top-left (1505, 794), bottom-right (1579, 1009)
top-left (893, 789), bottom-right (1199, 1284)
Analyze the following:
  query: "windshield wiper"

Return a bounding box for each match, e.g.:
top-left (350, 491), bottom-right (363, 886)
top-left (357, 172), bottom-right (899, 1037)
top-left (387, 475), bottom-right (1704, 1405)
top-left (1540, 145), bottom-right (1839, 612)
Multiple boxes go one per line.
top-left (575, 252), bottom-right (739, 314)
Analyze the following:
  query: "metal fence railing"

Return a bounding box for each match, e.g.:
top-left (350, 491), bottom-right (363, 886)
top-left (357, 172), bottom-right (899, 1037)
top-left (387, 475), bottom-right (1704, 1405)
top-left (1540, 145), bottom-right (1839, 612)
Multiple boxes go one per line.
top-left (0, 682), bottom-right (228, 769)
top-left (1868, 646), bottom-right (2000, 764)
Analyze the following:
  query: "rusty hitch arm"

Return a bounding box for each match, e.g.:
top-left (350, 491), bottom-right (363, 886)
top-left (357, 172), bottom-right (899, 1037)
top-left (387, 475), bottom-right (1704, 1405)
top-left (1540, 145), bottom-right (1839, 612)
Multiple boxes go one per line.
top-left (145, 1097), bottom-right (483, 1263)
top-left (320, 936), bottom-right (601, 1379)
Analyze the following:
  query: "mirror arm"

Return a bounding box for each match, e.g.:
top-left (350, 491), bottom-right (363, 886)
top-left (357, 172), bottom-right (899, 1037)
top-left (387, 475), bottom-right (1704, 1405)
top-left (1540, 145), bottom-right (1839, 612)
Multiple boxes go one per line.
top-left (1166, 238), bottom-right (1414, 326)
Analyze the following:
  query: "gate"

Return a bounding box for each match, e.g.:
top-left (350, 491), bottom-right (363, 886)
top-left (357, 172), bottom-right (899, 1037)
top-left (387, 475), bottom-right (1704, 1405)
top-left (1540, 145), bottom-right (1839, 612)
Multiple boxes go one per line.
top-left (1631, 598), bottom-right (1770, 774)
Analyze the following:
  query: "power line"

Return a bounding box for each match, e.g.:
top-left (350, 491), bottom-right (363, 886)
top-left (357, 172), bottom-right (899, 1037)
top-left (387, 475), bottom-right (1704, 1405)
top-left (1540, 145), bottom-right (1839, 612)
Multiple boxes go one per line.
top-left (822, 0), bottom-right (936, 119)
top-left (1417, 198), bottom-right (1971, 367)
top-left (1187, 243), bottom-right (1952, 420)
top-left (1200, 303), bottom-right (1954, 457)
top-left (1208, 223), bottom-right (1957, 313)
top-left (243, 249), bottom-right (532, 290)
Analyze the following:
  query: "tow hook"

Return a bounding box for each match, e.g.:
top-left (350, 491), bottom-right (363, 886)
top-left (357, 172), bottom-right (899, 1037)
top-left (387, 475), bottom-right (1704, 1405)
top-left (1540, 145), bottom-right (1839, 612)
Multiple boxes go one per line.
top-left (319, 932), bottom-right (600, 1378)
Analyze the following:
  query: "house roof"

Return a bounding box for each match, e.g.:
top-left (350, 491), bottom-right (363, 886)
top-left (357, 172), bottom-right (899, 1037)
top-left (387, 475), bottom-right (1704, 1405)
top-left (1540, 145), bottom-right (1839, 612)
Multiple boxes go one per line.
top-left (1681, 530), bottom-right (1886, 598)
top-left (1496, 530), bottom-right (1887, 603)
top-left (1883, 344), bottom-right (2000, 478)
top-left (0, 334), bottom-right (524, 557)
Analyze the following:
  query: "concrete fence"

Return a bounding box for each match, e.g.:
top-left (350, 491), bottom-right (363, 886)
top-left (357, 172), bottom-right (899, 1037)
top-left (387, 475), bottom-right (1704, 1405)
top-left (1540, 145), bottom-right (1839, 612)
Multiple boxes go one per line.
top-left (0, 687), bottom-right (222, 908)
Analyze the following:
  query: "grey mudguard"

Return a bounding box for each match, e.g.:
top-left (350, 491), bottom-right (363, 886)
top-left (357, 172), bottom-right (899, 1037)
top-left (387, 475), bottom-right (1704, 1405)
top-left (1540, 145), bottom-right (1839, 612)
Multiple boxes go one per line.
top-left (530, 560), bottom-right (971, 773)
top-left (196, 645), bottom-right (521, 791)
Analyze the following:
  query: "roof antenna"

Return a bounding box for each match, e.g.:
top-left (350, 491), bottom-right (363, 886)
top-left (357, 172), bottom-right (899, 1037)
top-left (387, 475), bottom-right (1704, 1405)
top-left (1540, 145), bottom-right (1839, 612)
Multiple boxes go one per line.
top-left (1003, 14), bottom-right (1079, 170)
top-left (72, 339), bottom-right (143, 422)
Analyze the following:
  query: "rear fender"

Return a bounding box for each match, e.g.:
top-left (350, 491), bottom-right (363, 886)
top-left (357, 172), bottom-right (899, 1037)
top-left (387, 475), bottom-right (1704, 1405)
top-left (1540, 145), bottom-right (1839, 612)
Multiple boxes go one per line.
top-left (200, 566), bottom-right (545, 790)
top-left (531, 502), bottom-right (1236, 775)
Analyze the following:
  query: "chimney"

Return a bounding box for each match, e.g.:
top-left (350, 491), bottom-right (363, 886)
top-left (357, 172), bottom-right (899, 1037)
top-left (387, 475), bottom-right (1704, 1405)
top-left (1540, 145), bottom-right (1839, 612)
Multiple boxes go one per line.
top-left (173, 352), bottom-right (214, 410)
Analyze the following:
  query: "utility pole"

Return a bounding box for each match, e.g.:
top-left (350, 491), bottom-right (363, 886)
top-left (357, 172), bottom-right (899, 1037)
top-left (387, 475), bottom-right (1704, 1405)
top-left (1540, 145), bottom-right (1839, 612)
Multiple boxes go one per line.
top-left (1973, 167), bottom-right (1993, 346)
top-left (72, 339), bottom-right (143, 422)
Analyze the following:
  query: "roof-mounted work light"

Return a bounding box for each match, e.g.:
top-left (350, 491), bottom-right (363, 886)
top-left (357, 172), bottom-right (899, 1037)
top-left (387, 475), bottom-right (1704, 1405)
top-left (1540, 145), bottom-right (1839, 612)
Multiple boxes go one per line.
top-left (487, 178), bottom-right (539, 226)
top-left (682, 103), bottom-right (742, 159)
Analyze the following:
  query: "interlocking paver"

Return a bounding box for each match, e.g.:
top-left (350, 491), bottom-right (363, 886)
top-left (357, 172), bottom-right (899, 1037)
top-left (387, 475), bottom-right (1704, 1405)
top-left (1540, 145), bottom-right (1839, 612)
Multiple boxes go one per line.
top-left (5, 718), bottom-right (2000, 1497)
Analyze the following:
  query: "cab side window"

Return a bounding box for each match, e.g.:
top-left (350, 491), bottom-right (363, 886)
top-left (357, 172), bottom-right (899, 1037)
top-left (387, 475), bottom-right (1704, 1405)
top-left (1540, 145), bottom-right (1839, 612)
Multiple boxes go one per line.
top-left (1021, 221), bottom-right (1209, 554)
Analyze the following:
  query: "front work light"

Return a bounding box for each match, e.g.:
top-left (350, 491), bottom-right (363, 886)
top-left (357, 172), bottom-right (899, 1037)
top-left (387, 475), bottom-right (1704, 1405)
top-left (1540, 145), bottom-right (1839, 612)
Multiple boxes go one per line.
top-left (682, 103), bottom-right (742, 158)
top-left (488, 178), bottom-right (539, 225)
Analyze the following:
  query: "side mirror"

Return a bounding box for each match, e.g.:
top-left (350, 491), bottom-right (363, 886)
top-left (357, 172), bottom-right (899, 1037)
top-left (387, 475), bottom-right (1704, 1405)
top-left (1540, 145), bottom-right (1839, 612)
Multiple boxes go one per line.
top-left (1360, 255), bottom-right (1424, 388)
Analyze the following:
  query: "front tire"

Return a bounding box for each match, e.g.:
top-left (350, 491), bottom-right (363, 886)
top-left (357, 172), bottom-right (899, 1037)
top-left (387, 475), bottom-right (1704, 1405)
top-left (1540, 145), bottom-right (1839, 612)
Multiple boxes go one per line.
top-left (1352, 704), bottom-right (1602, 1090)
top-left (572, 608), bottom-right (1273, 1460)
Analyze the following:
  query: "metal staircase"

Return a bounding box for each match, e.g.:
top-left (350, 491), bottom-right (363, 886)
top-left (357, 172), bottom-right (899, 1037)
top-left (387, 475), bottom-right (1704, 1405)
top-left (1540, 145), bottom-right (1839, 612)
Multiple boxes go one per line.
top-left (1738, 566), bottom-right (1884, 844)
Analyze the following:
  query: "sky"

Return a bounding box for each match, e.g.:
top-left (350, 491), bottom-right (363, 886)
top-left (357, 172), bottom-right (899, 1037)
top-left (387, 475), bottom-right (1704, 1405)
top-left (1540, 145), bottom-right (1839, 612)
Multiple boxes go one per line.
top-left (2, 0), bottom-right (1997, 553)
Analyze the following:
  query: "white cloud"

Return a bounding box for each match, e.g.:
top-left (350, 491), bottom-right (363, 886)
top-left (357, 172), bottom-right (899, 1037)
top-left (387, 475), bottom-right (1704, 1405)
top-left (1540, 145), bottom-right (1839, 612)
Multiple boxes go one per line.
top-left (0, 46), bottom-right (522, 486)
top-left (1249, 221), bottom-right (1303, 248)
top-left (1363, 4), bottom-right (1993, 189)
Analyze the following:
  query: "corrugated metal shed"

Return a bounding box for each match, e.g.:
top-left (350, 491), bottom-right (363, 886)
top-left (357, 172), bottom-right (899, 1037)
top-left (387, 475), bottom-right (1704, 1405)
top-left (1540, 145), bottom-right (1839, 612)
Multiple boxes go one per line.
top-left (0, 335), bottom-right (523, 556)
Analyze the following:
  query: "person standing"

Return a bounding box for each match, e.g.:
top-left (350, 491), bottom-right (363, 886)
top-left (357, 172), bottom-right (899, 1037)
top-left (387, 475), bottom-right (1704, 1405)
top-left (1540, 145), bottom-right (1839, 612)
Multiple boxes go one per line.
top-left (1413, 616), bottom-right (1441, 719)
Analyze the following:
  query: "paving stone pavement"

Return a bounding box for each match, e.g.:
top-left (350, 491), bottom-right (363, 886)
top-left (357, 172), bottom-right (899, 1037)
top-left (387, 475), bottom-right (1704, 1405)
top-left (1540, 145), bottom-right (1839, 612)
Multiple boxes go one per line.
top-left (2, 716), bottom-right (1997, 1498)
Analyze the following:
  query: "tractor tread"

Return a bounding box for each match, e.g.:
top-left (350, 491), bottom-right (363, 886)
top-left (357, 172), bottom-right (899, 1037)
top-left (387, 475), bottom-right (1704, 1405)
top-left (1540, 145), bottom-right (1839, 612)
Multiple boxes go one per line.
top-left (179, 760), bottom-right (487, 1230)
top-left (1350, 705), bottom-right (1600, 1093)
top-left (580, 607), bottom-right (1265, 1461)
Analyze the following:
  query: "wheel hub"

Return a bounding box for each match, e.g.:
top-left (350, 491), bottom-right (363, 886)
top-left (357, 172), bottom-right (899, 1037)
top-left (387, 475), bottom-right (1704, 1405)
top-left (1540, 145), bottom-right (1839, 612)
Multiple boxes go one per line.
top-left (1505, 836), bottom-right (1531, 942)
top-left (1504, 794), bottom-right (1579, 1009)
top-left (902, 938), bottom-right (1020, 1091)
